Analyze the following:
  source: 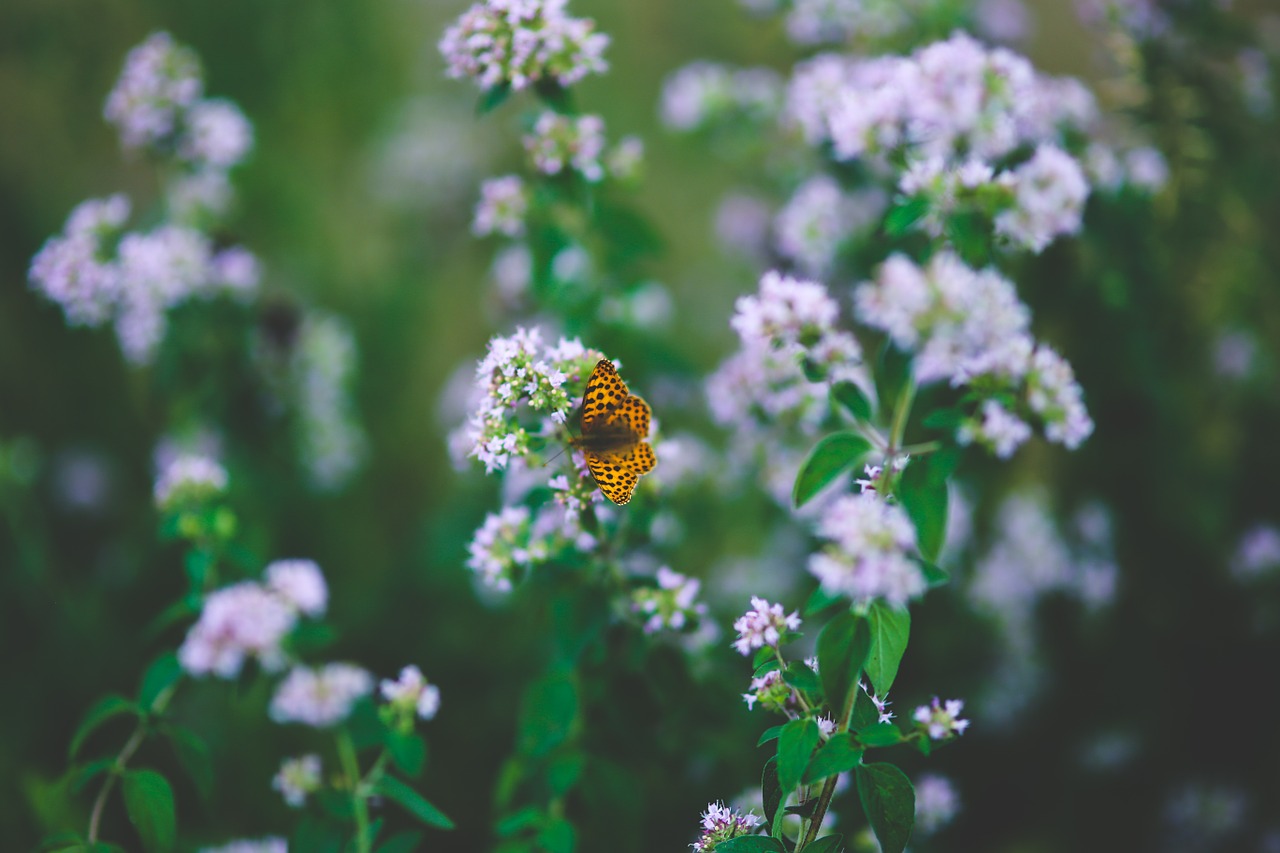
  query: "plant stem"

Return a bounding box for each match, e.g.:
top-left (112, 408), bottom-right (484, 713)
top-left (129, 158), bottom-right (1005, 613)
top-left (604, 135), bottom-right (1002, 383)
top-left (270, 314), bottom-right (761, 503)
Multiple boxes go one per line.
top-left (338, 731), bottom-right (372, 853)
top-left (86, 683), bottom-right (178, 844)
top-left (87, 725), bottom-right (146, 844)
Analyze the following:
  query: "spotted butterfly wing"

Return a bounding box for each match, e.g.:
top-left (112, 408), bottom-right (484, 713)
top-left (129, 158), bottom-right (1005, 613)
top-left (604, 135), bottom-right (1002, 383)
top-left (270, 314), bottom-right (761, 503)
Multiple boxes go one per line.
top-left (572, 359), bottom-right (656, 505)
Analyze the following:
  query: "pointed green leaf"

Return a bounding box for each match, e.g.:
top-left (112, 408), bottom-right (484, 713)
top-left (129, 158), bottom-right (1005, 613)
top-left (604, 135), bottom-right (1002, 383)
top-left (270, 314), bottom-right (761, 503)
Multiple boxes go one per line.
top-left (756, 725), bottom-right (784, 747)
top-left (69, 695), bottom-right (139, 760)
top-left (832, 381), bottom-right (873, 422)
top-left (865, 603), bottom-right (910, 696)
top-left (884, 196), bottom-right (929, 236)
top-left (777, 719), bottom-right (821, 796)
top-left (138, 653), bottom-right (181, 711)
top-left (803, 733), bottom-right (863, 784)
top-left (921, 407), bottom-right (963, 431)
top-left (714, 838), bottom-right (786, 852)
top-left (781, 662), bottom-right (821, 697)
top-left (477, 83), bottom-right (511, 115)
top-left (122, 769), bottom-right (176, 853)
top-left (801, 835), bottom-right (845, 853)
top-left (793, 433), bottom-right (873, 508)
top-left (761, 757), bottom-right (782, 830)
top-left (897, 453), bottom-right (955, 563)
top-left (816, 612), bottom-right (871, 723)
top-left (850, 685), bottom-right (881, 730)
top-left (69, 757), bottom-right (116, 793)
top-left (546, 751), bottom-right (584, 796)
top-left (375, 775), bottom-right (455, 830)
top-left (855, 763), bottom-right (915, 853)
top-left (804, 584), bottom-right (845, 618)
top-left (386, 730), bottom-right (426, 778)
top-left (918, 560), bottom-right (949, 587)
top-left (875, 343), bottom-right (913, 418)
top-left (856, 723), bottom-right (902, 747)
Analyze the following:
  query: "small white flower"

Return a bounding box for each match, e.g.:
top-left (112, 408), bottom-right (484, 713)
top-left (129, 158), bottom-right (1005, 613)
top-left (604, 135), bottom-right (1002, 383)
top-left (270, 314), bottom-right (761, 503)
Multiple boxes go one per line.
top-left (272, 754), bottom-right (321, 808)
top-left (154, 453), bottom-right (228, 508)
top-left (808, 493), bottom-right (924, 608)
top-left (266, 559), bottom-right (329, 617)
top-left (731, 597), bottom-right (801, 656)
top-left (270, 663), bottom-right (374, 728)
top-left (913, 696), bottom-right (970, 740)
top-left (179, 582), bottom-right (297, 678)
top-left (380, 665), bottom-right (442, 721)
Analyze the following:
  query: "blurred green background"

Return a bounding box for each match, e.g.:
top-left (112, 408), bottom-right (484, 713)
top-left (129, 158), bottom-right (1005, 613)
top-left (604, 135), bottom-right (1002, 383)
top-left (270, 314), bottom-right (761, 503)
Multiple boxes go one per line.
top-left (3, 0), bottom-right (1280, 850)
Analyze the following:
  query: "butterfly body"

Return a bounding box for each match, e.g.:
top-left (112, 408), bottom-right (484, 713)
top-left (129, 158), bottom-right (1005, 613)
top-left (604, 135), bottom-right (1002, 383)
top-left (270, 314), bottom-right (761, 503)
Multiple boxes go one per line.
top-left (569, 359), bottom-right (655, 505)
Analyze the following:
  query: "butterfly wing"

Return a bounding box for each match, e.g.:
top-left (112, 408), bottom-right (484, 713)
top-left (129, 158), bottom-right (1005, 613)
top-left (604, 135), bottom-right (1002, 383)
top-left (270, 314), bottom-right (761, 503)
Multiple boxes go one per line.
top-left (580, 359), bottom-right (629, 433)
top-left (583, 442), bottom-right (657, 506)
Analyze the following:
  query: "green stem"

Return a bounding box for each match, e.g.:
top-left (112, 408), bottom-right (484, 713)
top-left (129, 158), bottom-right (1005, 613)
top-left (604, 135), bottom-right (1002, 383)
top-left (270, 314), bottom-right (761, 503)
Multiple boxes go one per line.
top-left (338, 731), bottom-right (372, 853)
top-left (875, 379), bottom-right (918, 495)
top-left (86, 684), bottom-right (178, 844)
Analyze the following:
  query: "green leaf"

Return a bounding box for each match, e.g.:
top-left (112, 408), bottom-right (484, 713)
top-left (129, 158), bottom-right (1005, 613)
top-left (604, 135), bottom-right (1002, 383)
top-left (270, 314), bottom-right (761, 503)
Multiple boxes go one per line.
top-left (494, 806), bottom-right (543, 837)
top-left (832, 381), bottom-right (874, 422)
top-left (714, 838), bottom-right (786, 852)
top-left (875, 342), bottom-right (913, 417)
top-left (756, 725), bottom-right (785, 747)
top-left (536, 817), bottom-right (575, 853)
top-left (476, 83), bottom-right (511, 115)
top-left (164, 725), bottom-right (213, 801)
top-left (69, 757), bottom-right (116, 793)
top-left (918, 560), bottom-right (949, 587)
top-left (816, 612), bottom-right (871, 723)
top-left (374, 831), bottom-right (423, 853)
top-left (761, 757), bottom-right (782, 830)
top-left (183, 549), bottom-right (212, 589)
top-left (850, 685), bottom-right (880, 730)
top-left (375, 775), bottom-right (455, 830)
top-left (752, 646), bottom-right (777, 671)
top-left (776, 719), bottom-right (821, 796)
top-left (793, 433), bottom-right (873, 508)
top-left (864, 603), bottom-right (910, 696)
top-left (855, 763), bottom-right (915, 853)
top-left (291, 815), bottom-right (344, 853)
top-left (546, 751), bottom-right (584, 796)
top-left (346, 697), bottom-right (384, 751)
top-left (801, 835), bottom-right (845, 853)
top-left (517, 668), bottom-right (578, 758)
top-left (69, 695), bottom-right (139, 759)
top-left (884, 196), bottom-right (929, 236)
top-left (803, 733), bottom-right (863, 784)
top-left (138, 653), bottom-right (181, 711)
top-left (781, 662), bottom-right (821, 697)
top-left (122, 769), bottom-right (176, 853)
top-left (386, 730), bottom-right (427, 778)
top-left (897, 452), bottom-right (955, 563)
top-left (856, 723), bottom-right (902, 747)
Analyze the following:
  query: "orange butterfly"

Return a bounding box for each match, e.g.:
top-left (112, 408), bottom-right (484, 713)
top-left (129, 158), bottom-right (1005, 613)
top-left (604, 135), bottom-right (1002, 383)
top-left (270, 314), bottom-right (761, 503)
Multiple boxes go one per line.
top-left (569, 359), bottom-right (656, 505)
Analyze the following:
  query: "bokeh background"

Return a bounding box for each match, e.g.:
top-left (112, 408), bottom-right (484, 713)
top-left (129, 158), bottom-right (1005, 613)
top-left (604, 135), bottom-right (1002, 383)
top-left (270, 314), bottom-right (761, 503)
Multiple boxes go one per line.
top-left (2, 0), bottom-right (1279, 850)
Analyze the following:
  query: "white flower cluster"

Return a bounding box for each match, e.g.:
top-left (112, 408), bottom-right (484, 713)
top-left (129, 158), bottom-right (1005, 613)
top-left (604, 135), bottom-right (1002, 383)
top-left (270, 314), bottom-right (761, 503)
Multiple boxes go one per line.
top-left (630, 567), bottom-right (708, 634)
top-left (456, 327), bottom-right (603, 473)
top-left (1231, 524), bottom-right (1280, 580)
top-left (199, 839), bottom-right (287, 853)
top-left (773, 175), bottom-right (886, 275)
top-left (693, 802), bottom-right (764, 852)
top-left (272, 754), bottom-right (321, 808)
top-left (808, 493), bottom-right (925, 607)
top-left (178, 559), bottom-right (328, 678)
top-left (659, 62), bottom-right (783, 131)
top-left (31, 34), bottom-right (260, 364)
top-left (732, 596), bottom-right (801, 655)
top-left (153, 452), bottom-right (228, 509)
top-left (914, 773), bottom-right (961, 834)
top-left (855, 252), bottom-right (1093, 456)
top-left (29, 200), bottom-right (260, 363)
top-left (742, 657), bottom-right (815, 714)
top-left (439, 0), bottom-right (609, 92)
top-left (782, 0), bottom-right (910, 46)
top-left (913, 696), bottom-right (970, 740)
top-left (473, 175), bottom-right (530, 238)
top-left (708, 270), bottom-right (864, 443)
top-left (291, 314), bottom-right (368, 491)
top-left (270, 663), bottom-right (374, 728)
top-left (466, 502), bottom-right (597, 592)
top-left (380, 664), bottom-right (442, 721)
top-left (104, 33), bottom-right (252, 201)
top-left (523, 112), bottom-right (607, 181)
top-left (993, 144), bottom-right (1091, 252)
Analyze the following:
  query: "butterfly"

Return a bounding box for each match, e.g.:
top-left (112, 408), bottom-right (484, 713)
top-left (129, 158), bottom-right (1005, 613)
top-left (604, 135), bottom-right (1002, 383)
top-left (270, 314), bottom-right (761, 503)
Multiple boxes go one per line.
top-left (569, 359), bottom-right (656, 506)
